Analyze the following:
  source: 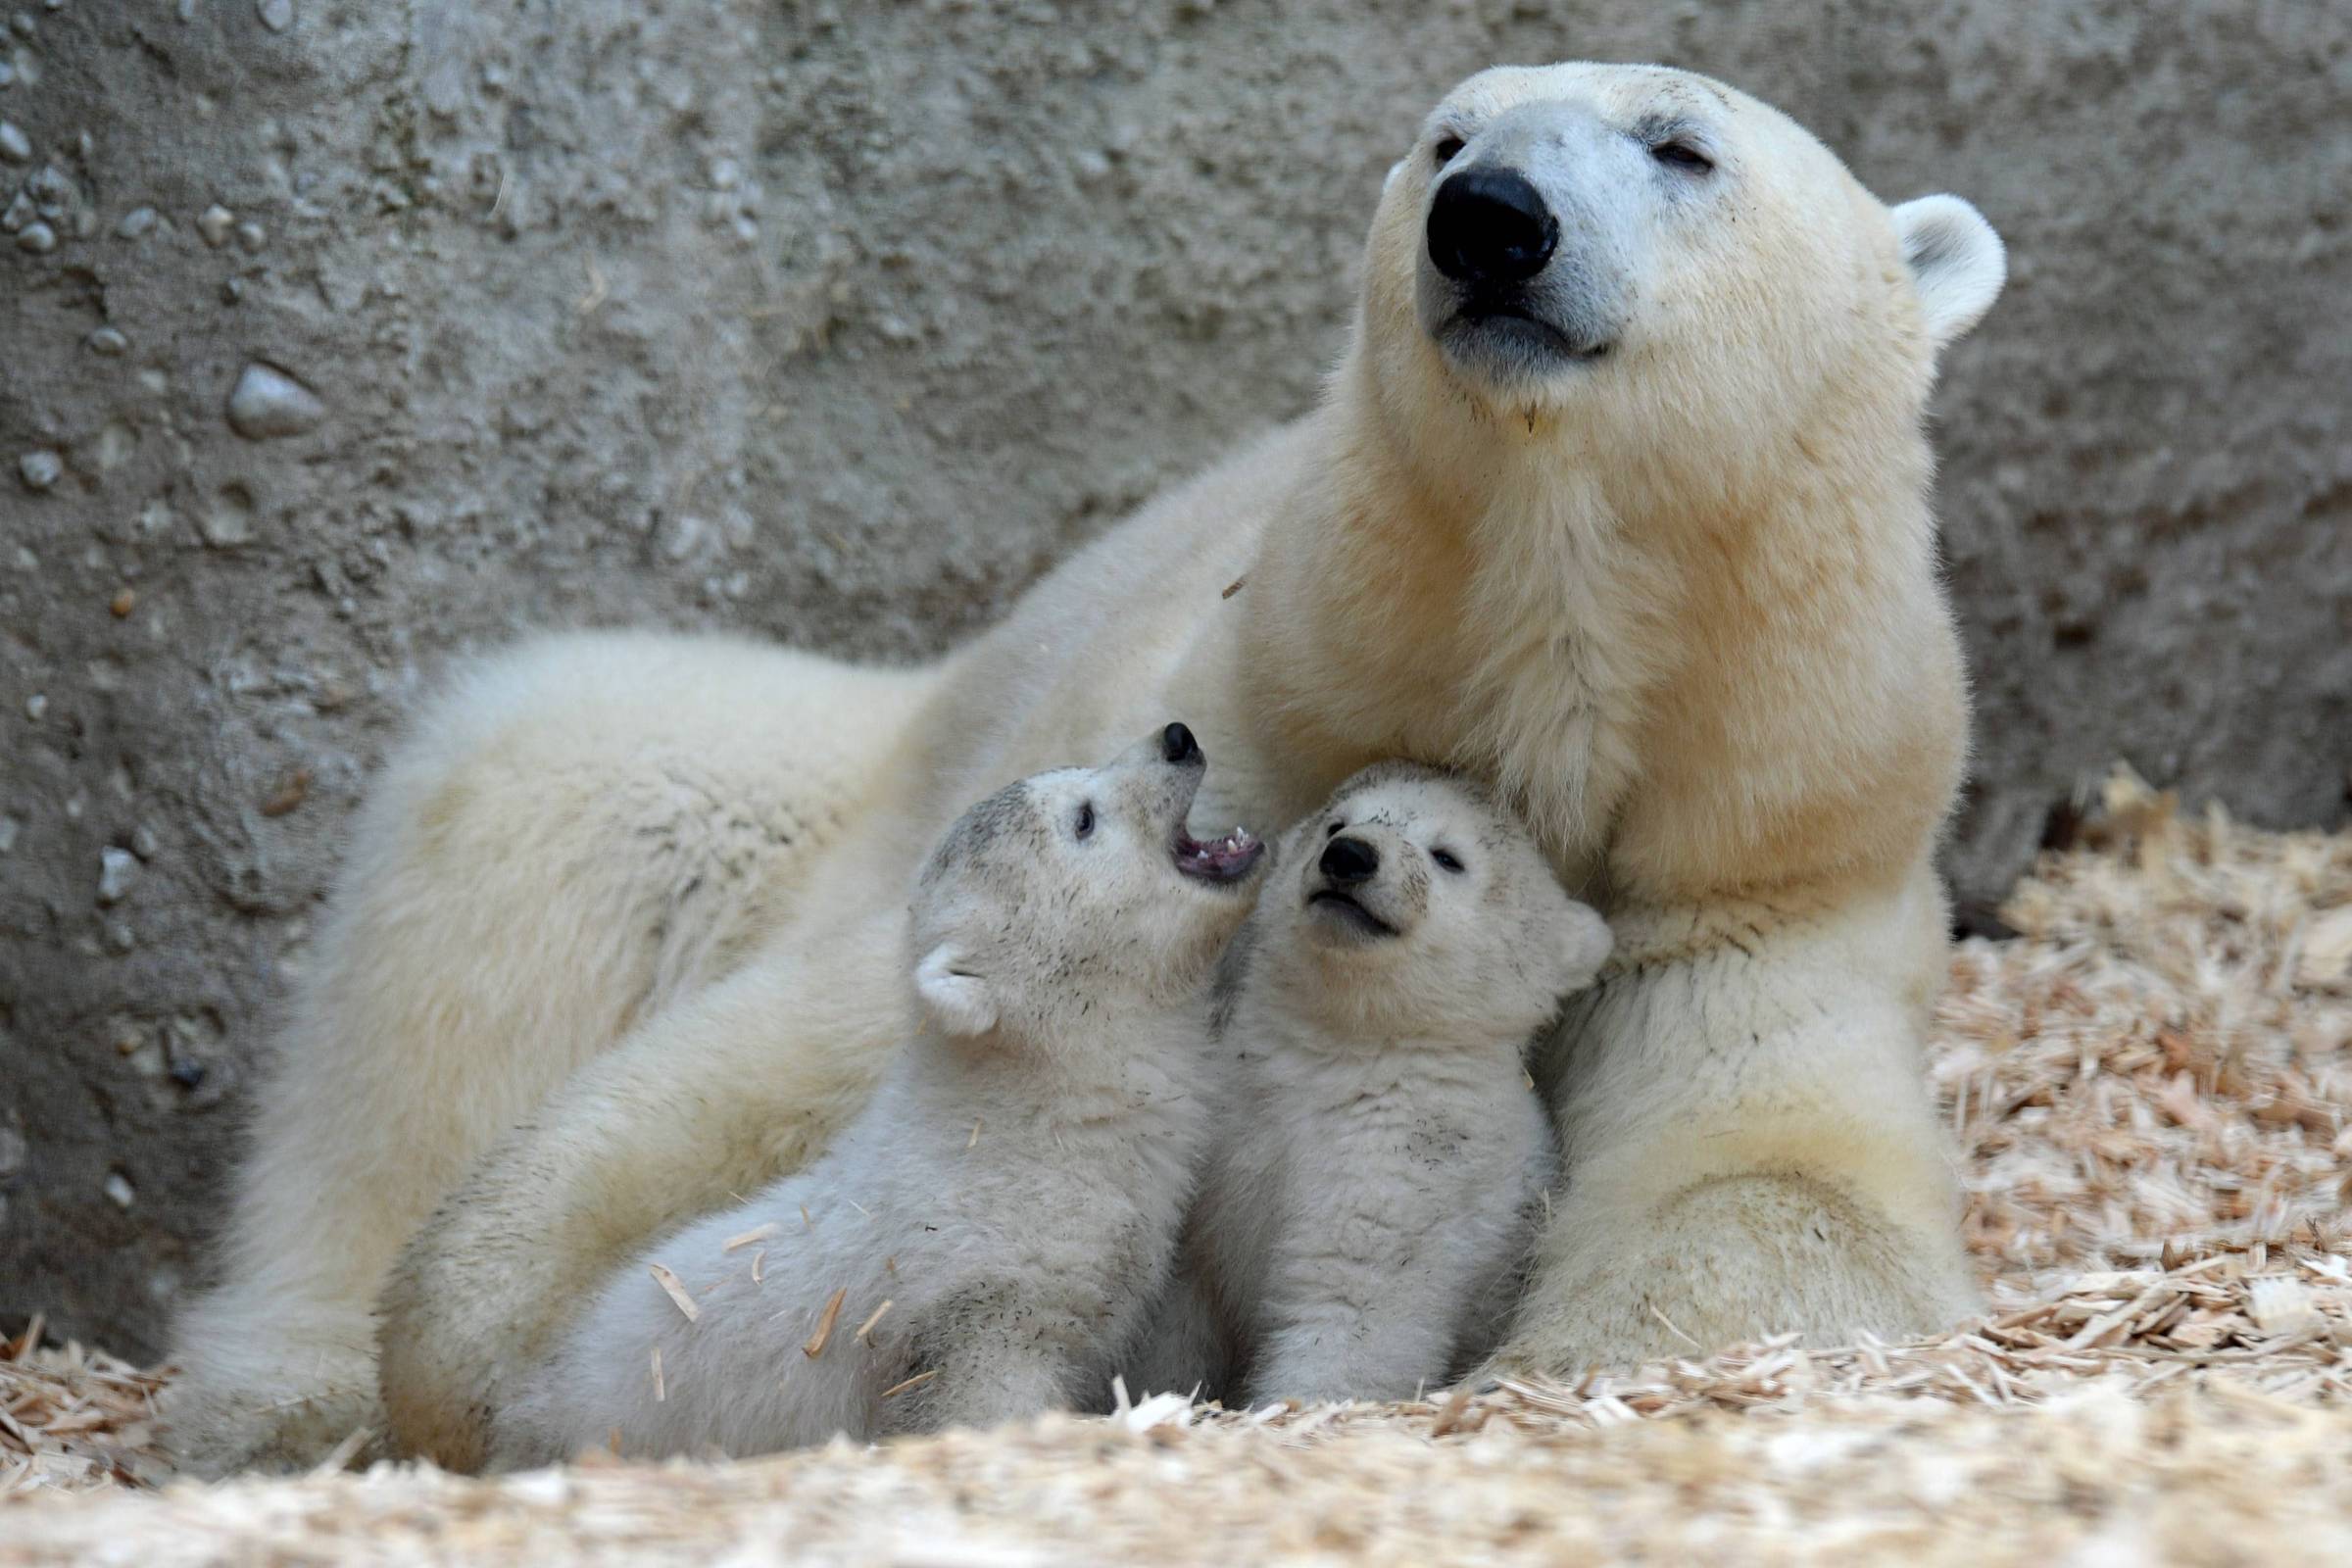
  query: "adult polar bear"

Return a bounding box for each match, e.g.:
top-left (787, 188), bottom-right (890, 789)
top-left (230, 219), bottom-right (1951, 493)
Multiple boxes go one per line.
top-left (165, 61), bottom-right (2005, 1473)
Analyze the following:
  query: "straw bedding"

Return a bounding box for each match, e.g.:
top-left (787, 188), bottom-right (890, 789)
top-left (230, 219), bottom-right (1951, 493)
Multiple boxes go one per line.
top-left (6, 767), bottom-right (2349, 1564)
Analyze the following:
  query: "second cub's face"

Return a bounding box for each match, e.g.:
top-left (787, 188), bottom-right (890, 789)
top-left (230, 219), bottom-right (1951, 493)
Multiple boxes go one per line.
top-left (1268, 764), bottom-right (1611, 1039)
top-left (911, 725), bottom-right (1269, 1037)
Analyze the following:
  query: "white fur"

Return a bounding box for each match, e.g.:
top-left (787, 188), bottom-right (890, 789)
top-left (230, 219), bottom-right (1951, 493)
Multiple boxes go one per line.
top-left (1893, 195), bottom-right (2007, 348)
top-left (161, 632), bottom-right (936, 1474)
top-left (170, 62), bottom-right (2003, 1473)
top-left (496, 735), bottom-right (1260, 1465)
top-left (1140, 767), bottom-right (1608, 1405)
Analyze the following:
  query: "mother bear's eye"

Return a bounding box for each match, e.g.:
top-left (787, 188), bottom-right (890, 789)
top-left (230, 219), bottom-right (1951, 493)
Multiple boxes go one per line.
top-left (1074, 802), bottom-right (1096, 839)
top-left (1650, 138), bottom-right (1715, 174)
top-left (1431, 848), bottom-right (1465, 873)
top-left (1433, 135), bottom-right (1465, 166)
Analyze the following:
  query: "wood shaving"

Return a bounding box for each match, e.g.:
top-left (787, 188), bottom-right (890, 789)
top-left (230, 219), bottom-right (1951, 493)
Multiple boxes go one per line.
top-left (803, 1289), bottom-right (847, 1360)
top-left (646, 1265), bottom-right (699, 1324)
top-left (721, 1223), bottom-right (778, 1253)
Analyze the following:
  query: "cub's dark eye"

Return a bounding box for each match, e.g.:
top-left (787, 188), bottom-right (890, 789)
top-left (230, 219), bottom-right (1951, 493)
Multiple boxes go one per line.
top-left (1432, 849), bottom-right (1464, 874)
top-left (1074, 802), bottom-right (1096, 839)
top-left (1326, 820), bottom-right (1345, 838)
top-left (1433, 135), bottom-right (1464, 166)
top-left (1650, 139), bottom-right (1714, 174)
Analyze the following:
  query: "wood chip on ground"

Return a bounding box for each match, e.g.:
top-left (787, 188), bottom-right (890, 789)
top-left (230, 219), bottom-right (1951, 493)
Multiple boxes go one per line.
top-left (4, 765), bottom-right (2347, 1564)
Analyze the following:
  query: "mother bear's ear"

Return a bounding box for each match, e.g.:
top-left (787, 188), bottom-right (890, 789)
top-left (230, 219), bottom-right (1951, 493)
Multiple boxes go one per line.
top-left (1892, 195), bottom-right (2007, 350)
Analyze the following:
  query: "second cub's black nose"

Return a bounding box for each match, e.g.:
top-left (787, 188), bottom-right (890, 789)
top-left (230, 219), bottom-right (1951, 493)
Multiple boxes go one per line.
top-left (1161, 722), bottom-right (1201, 764)
top-left (1320, 835), bottom-right (1379, 885)
top-left (1428, 166), bottom-right (1558, 287)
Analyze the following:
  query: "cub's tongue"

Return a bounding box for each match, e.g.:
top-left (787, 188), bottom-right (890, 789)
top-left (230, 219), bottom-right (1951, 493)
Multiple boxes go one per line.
top-left (1174, 825), bottom-right (1264, 882)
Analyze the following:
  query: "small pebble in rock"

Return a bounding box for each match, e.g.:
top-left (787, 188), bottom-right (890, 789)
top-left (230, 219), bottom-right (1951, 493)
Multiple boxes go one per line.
top-left (98, 845), bottom-right (138, 904)
top-left (109, 586), bottom-right (134, 617)
top-left (24, 693), bottom-right (46, 719)
top-left (258, 0), bottom-right (293, 31)
top-left (226, 362), bottom-right (325, 439)
top-left (196, 203), bottom-right (232, 246)
top-left (18, 448), bottom-right (61, 490)
top-left (0, 816), bottom-right (18, 854)
top-left (234, 219), bottom-right (264, 252)
top-left (130, 823), bottom-right (158, 858)
top-left (86, 325), bottom-right (126, 355)
top-left (220, 276), bottom-right (243, 304)
top-left (660, 514), bottom-right (709, 562)
top-left (0, 120), bottom-right (27, 162)
top-left (115, 205), bottom-right (156, 238)
top-left (104, 1172), bottom-right (135, 1209)
top-left (15, 219), bottom-right (54, 252)
top-left (200, 488), bottom-right (254, 547)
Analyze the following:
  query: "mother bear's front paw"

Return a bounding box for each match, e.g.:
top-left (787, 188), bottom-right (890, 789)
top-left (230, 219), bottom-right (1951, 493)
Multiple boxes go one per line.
top-left (1492, 1170), bottom-right (1981, 1380)
top-left (374, 1183), bottom-right (569, 1472)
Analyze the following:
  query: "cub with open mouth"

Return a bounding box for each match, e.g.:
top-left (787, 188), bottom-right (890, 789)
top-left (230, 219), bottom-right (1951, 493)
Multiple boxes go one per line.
top-left (485, 724), bottom-right (1265, 1466)
top-left (1134, 762), bottom-right (1611, 1406)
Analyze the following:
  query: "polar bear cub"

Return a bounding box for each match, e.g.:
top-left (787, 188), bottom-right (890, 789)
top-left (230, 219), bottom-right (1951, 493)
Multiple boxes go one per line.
top-left (490, 724), bottom-right (1268, 1467)
top-left (1170, 764), bottom-right (1611, 1405)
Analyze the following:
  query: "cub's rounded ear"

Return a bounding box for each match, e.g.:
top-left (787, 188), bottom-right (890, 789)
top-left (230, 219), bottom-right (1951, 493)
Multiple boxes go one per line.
top-left (1557, 905), bottom-right (1615, 994)
top-left (1382, 157), bottom-right (1408, 196)
top-left (1892, 195), bottom-right (2006, 350)
top-left (915, 945), bottom-right (997, 1037)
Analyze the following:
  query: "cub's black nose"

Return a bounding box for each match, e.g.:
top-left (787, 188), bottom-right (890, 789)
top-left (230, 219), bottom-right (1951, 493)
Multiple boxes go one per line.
top-left (1161, 722), bottom-right (1201, 764)
top-left (1428, 167), bottom-right (1558, 287)
top-left (1319, 835), bottom-right (1379, 885)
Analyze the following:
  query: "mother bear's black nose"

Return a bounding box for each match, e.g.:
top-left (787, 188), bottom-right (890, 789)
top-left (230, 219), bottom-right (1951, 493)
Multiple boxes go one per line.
top-left (1428, 167), bottom-right (1558, 287)
top-left (1161, 722), bottom-right (1201, 764)
top-left (1319, 836), bottom-right (1379, 885)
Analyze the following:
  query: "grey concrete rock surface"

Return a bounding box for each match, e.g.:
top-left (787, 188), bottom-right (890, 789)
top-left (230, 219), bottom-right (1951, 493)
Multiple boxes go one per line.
top-left (1, 0), bottom-right (2346, 1358)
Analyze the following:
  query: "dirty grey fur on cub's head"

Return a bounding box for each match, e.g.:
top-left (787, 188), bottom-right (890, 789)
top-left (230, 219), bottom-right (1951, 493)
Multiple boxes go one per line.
top-left (909, 723), bottom-right (1269, 1040)
top-left (1250, 760), bottom-right (1613, 1041)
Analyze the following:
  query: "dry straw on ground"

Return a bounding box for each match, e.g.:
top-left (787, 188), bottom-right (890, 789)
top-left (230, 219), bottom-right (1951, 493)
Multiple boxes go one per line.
top-left (6, 767), bottom-right (2349, 1564)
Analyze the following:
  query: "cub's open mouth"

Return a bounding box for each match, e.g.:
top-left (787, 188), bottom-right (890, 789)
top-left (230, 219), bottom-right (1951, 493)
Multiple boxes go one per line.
top-left (1306, 888), bottom-right (1398, 938)
top-left (1173, 826), bottom-right (1264, 884)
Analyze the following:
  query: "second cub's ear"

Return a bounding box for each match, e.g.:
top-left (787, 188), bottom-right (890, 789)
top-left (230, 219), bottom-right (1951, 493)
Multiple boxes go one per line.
top-left (1559, 906), bottom-right (1615, 993)
top-left (915, 945), bottom-right (997, 1037)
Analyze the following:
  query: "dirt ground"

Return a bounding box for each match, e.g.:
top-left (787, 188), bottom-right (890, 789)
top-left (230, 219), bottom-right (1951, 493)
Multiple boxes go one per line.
top-left (5, 767), bottom-right (2348, 1565)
